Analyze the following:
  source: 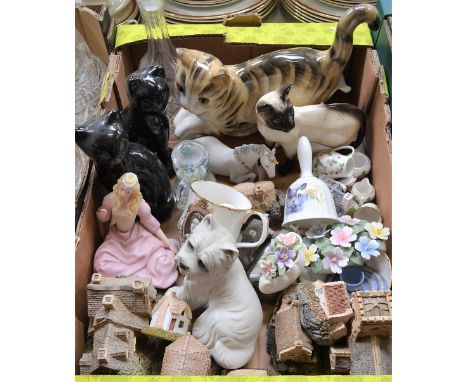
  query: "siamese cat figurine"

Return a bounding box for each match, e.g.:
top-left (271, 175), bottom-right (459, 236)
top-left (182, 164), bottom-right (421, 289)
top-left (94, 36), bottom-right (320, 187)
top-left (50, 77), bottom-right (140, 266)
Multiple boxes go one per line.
top-left (256, 84), bottom-right (365, 174)
top-left (172, 4), bottom-right (379, 139)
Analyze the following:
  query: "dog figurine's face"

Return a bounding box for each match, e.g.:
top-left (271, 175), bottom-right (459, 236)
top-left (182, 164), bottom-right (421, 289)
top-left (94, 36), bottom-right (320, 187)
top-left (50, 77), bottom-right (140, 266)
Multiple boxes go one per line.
top-left (175, 215), bottom-right (239, 279)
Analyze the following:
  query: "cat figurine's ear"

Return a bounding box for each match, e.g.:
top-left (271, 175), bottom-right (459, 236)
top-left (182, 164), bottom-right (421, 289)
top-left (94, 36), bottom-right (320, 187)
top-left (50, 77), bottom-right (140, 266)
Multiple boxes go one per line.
top-left (280, 83), bottom-right (293, 102)
top-left (147, 65), bottom-right (165, 79)
top-left (176, 47), bottom-right (193, 68)
top-left (212, 69), bottom-right (231, 90)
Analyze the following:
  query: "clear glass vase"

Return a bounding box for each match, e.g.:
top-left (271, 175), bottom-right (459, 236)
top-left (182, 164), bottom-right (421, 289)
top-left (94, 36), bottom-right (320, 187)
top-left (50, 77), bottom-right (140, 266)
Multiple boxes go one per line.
top-left (137, 0), bottom-right (179, 116)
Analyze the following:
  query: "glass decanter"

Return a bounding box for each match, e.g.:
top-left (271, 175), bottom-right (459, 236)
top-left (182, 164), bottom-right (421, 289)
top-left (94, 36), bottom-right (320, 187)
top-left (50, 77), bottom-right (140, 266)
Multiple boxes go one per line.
top-left (136, 0), bottom-right (179, 116)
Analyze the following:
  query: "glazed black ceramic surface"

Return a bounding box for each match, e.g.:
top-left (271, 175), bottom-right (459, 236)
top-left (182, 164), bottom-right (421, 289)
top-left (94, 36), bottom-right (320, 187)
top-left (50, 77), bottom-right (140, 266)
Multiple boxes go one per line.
top-left (75, 109), bottom-right (174, 220)
top-left (122, 65), bottom-right (173, 175)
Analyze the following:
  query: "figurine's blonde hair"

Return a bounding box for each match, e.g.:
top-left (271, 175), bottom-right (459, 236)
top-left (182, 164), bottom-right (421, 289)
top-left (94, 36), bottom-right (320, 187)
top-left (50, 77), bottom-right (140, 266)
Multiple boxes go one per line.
top-left (112, 173), bottom-right (143, 218)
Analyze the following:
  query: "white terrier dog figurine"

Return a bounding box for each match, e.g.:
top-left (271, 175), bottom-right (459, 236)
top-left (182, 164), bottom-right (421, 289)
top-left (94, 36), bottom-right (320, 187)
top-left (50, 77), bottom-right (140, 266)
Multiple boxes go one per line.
top-left (167, 215), bottom-right (263, 369)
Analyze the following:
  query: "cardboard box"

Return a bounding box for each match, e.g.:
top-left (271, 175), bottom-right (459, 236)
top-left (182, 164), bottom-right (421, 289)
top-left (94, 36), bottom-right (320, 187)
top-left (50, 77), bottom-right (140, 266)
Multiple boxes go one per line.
top-left (75, 33), bottom-right (392, 374)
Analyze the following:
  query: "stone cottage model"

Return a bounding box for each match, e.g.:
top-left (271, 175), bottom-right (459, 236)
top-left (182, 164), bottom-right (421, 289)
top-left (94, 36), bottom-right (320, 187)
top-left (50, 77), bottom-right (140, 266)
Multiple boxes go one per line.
top-left (297, 280), bottom-right (351, 346)
top-left (142, 292), bottom-right (192, 341)
top-left (275, 299), bottom-right (314, 363)
top-left (87, 273), bottom-right (159, 318)
top-left (160, 333), bottom-right (211, 375)
top-left (79, 294), bottom-right (148, 375)
top-left (350, 290), bottom-right (392, 341)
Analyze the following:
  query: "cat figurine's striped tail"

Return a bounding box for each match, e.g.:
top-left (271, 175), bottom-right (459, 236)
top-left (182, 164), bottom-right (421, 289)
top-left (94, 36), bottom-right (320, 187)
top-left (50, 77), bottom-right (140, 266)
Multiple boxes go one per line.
top-left (173, 4), bottom-right (380, 139)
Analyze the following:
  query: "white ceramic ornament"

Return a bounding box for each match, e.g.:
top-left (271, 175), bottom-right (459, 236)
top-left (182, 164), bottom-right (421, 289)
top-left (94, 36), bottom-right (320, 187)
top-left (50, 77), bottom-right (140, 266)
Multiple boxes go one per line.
top-left (194, 136), bottom-right (277, 184)
top-left (352, 151), bottom-right (371, 178)
top-left (258, 232), bottom-right (305, 295)
top-left (354, 202), bottom-right (382, 223)
top-left (283, 137), bottom-right (339, 229)
top-left (350, 178), bottom-right (375, 206)
top-left (167, 215), bottom-right (263, 370)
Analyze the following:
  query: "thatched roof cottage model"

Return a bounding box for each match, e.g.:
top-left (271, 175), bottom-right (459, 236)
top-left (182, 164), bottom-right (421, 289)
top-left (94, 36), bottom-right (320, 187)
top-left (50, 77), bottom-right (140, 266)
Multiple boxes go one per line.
top-left (142, 292), bottom-right (192, 341)
top-left (79, 295), bottom-right (148, 375)
top-left (87, 273), bottom-right (159, 318)
top-left (160, 334), bottom-right (211, 375)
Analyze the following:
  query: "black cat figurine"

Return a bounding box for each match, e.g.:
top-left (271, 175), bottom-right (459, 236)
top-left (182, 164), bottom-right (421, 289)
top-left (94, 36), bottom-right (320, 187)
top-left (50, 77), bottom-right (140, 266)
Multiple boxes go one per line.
top-left (121, 65), bottom-right (174, 176)
top-left (75, 109), bottom-right (174, 220)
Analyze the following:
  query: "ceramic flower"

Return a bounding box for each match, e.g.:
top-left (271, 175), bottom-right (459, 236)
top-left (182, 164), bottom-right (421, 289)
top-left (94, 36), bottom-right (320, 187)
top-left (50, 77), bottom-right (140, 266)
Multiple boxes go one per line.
top-left (330, 226), bottom-right (357, 247)
top-left (277, 232), bottom-right (298, 247)
top-left (304, 244), bottom-right (319, 266)
top-left (275, 247), bottom-right (296, 269)
top-left (355, 236), bottom-right (380, 260)
top-left (260, 260), bottom-right (277, 279)
top-left (321, 247), bottom-right (349, 274)
top-left (365, 222), bottom-right (390, 240)
top-left (339, 215), bottom-right (361, 225)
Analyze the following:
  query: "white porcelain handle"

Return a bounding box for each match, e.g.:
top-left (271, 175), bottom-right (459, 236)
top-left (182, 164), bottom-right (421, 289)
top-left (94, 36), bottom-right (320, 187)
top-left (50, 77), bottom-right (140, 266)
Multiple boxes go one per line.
top-left (236, 211), bottom-right (269, 249)
top-left (334, 145), bottom-right (355, 156)
top-left (297, 136), bottom-right (313, 178)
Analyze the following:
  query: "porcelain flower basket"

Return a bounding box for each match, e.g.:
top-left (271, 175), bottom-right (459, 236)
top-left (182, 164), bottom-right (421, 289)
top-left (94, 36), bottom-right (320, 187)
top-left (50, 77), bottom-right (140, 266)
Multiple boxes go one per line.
top-left (258, 232), bottom-right (305, 294)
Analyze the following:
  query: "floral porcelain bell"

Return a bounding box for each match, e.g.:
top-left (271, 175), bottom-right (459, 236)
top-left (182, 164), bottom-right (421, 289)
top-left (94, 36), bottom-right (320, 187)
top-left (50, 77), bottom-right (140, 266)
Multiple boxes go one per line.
top-left (283, 136), bottom-right (339, 230)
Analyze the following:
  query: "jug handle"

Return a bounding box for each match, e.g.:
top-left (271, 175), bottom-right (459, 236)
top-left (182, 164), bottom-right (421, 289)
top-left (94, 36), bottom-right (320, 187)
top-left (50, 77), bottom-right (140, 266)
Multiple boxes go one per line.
top-left (236, 211), bottom-right (269, 249)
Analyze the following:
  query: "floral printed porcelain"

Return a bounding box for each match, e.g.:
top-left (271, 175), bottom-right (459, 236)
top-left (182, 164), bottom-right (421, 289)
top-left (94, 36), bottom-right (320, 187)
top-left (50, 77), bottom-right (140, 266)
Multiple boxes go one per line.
top-left (312, 146), bottom-right (355, 179)
top-left (283, 137), bottom-right (338, 229)
top-left (258, 232), bottom-right (305, 294)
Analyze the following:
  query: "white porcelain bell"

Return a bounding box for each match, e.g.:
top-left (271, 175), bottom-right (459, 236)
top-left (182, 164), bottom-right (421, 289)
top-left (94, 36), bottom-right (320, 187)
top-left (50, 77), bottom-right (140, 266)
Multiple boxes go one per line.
top-left (283, 136), bottom-right (339, 229)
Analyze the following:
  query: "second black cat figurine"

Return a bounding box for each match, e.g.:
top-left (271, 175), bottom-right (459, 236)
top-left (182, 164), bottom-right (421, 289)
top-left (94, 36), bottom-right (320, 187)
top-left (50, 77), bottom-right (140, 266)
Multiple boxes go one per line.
top-left (121, 65), bottom-right (174, 175)
top-left (75, 109), bottom-right (174, 220)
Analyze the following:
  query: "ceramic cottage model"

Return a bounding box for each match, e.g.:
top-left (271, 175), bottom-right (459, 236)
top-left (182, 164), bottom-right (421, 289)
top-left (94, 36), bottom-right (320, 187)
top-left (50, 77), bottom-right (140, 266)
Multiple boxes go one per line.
top-left (75, 110), bottom-right (174, 220)
top-left (121, 65), bottom-right (173, 175)
top-left (93, 173), bottom-right (178, 289)
top-left (160, 334), bottom-right (211, 375)
top-left (167, 215), bottom-right (263, 369)
top-left (350, 290), bottom-right (392, 341)
top-left (256, 84), bottom-right (365, 171)
top-left (87, 273), bottom-right (159, 318)
top-left (143, 292), bottom-right (192, 341)
top-left (80, 295), bottom-right (148, 375)
top-left (172, 4), bottom-right (380, 139)
top-left (296, 280), bottom-right (351, 346)
top-left (194, 136), bottom-right (277, 183)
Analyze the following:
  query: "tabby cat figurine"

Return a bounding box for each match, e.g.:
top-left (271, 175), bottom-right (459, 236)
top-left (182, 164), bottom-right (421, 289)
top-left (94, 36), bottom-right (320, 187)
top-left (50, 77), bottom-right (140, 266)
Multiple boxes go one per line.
top-left (173, 4), bottom-right (379, 139)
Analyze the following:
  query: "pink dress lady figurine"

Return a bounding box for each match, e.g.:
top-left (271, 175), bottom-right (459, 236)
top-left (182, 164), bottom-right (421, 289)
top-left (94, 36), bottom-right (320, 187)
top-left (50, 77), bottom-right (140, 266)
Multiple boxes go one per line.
top-left (94, 172), bottom-right (178, 288)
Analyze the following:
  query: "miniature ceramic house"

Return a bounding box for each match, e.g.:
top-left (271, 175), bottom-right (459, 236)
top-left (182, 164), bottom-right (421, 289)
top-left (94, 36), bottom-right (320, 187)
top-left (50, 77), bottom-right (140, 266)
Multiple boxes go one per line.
top-left (80, 295), bottom-right (148, 375)
top-left (160, 333), bottom-right (211, 376)
top-left (297, 280), bottom-right (351, 346)
top-left (143, 292), bottom-right (192, 341)
top-left (275, 299), bottom-right (314, 363)
top-left (87, 274), bottom-right (159, 318)
top-left (350, 291), bottom-right (392, 341)
top-left (350, 336), bottom-right (392, 375)
top-left (314, 280), bottom-right (354, 325)
top-left (329, 347), bottom-right (352, 374)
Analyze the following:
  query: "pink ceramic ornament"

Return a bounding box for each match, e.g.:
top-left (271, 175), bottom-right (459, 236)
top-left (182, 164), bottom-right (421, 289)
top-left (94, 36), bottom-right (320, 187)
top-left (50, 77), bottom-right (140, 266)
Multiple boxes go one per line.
top-left (94, 172), bottom-right (178, 289)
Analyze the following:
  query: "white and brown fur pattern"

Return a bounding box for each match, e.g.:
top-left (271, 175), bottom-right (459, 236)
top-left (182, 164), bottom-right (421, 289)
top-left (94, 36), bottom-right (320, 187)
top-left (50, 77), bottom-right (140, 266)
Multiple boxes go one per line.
top-left (256, 84), bottom-right (365, 166)
top-left (173, 4), bottom-right (379, 139)
top-left (167, 215), bottom-right (263, 369)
